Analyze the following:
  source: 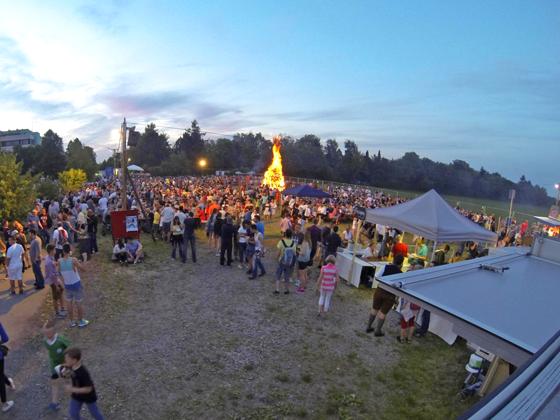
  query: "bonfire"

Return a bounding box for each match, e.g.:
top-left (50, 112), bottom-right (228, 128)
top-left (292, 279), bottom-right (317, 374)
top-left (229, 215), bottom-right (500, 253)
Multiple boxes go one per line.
top-left (262, 135), bottom-right (285, 191)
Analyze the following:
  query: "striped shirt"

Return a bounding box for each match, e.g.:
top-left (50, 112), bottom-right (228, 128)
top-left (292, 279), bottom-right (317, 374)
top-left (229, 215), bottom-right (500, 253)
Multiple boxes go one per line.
top-left (320, 263), bottom-right (338, 291)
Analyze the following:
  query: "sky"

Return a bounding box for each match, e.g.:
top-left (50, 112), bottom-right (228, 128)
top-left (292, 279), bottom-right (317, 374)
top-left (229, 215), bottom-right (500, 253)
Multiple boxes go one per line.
top-left (0, 0), bottom-right (559, 193)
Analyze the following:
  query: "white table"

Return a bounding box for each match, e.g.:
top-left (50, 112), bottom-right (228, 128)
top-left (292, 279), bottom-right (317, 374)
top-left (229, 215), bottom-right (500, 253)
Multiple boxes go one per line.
top-left (336, 251), bottom-right (387, 288)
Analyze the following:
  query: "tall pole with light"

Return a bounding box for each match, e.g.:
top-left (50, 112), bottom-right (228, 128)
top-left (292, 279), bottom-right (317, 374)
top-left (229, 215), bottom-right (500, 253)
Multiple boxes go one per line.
top-left (555, 184), bottom-right (559, 207)
top-left (120, 118), bottom-right (128, 210)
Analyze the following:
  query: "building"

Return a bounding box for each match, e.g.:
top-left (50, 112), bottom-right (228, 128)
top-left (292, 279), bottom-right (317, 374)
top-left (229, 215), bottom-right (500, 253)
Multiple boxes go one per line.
top-left (0, 129), bottom-right (41, 152)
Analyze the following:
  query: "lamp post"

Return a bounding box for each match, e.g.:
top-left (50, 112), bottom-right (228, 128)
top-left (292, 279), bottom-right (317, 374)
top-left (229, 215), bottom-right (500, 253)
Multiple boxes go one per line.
top-left (555, 184), bottom-right (559, 206)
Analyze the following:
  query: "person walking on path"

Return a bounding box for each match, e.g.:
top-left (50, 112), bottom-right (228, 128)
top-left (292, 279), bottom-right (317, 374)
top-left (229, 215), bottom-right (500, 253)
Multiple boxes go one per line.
top-left (42, 320), bottom-right (70, 411)
top-left (29, 229), bottom-right (45, 289)
top-left (170, 216), bottom-right (185, 262)
top-left (63, 347), bottom-right (104, 420)
top-left (183, 211), bottom-right (197, 263)
top-left (0, 322), bottom-right (15, 412)
top-left (58, 244), bottom-right (90, 328)
top-left (296, 230), bottom-right (312, 293)
top-left (220, 216), bottom-right (235, 266)
top-left (366, 254), bottom-right (404, 337)
top-left (6, 235), bottom-right (25, 295)
top-left (316, 255), bottom-right (339, 316)
top-left (274, 229), bottom-right (297, 295)
top-left (44, 244), bottom-right (67, 318)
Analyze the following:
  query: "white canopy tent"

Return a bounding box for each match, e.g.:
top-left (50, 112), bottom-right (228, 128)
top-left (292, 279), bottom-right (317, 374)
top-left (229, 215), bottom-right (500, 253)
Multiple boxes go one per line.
top-left (365, 189), bottom-right (498, 244)
top-left (127, 164), bottom-right (144, 172)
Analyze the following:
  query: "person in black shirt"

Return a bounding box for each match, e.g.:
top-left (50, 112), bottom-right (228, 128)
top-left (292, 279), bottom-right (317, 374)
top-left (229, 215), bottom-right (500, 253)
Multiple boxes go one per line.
top-left (63, 347), bottom-right (104, 420)
top-left (220, 216), bottom-right (235, 266)
top-left (325, 225), bottom-right (342, 256)
top-left (86, 210), bottom-right (98, 254)
top-left (366, 254), bottom-right (403, 336)
top-left (183, 212), bottom-right (197, 263)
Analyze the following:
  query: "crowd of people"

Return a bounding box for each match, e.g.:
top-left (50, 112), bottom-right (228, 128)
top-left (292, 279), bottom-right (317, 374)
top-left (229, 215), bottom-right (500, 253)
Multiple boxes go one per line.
top-left (0, 174), bottom-right (547, 416)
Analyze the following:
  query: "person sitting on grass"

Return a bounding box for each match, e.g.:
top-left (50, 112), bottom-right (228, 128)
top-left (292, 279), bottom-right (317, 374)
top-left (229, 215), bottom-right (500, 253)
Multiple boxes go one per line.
top-left (125, 238), bottom-right (144, 264)
top-left (112, 239), bottom-right (127, 264)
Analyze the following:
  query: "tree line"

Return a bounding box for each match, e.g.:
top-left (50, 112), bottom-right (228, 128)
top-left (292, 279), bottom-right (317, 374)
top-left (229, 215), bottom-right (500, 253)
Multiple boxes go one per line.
top-left (7, 122), bottom-right (552, 207)
top-left (98, 120), bottom-right (552, 206)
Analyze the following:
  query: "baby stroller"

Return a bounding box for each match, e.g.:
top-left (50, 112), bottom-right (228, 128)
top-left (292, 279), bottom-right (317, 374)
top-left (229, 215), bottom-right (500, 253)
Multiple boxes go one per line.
top-left (459, 353), bottom-right (489, 399)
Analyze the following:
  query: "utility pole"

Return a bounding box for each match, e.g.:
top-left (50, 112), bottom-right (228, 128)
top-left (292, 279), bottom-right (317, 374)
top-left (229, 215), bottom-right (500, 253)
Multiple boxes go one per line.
top-left (120, 118), bottom-right (128, 210)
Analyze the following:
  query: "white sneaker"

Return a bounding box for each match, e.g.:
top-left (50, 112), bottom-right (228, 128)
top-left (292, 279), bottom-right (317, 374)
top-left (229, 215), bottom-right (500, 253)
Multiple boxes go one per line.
top-left (7, 377), bottom-right (15, 390)
top-left (2, 401), bottom-right (14, 412)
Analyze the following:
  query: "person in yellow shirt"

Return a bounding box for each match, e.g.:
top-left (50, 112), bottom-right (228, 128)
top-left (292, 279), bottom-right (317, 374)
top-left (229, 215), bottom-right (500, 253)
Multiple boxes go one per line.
top-left (152, 209), bottom-right (161, 240)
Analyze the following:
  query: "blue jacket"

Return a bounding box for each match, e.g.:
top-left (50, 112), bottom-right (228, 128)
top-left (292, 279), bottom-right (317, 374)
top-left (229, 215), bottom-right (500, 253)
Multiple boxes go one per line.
top-left (0, 322), bottom-right (8, 360)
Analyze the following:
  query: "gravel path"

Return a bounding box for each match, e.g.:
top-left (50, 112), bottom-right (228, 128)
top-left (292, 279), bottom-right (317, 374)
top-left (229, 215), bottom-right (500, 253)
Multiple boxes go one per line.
top-left (7, 229), bottom-right (402, 419)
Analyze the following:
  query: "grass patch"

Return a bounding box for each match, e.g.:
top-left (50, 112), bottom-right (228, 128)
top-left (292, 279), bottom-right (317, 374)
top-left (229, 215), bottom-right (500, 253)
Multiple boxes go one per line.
top-left (274, 372), bottom-right (290, 383)
top-left (378, 336), bottom-right (475, 420)
top-left (301, 373), bottom-right (313, 383)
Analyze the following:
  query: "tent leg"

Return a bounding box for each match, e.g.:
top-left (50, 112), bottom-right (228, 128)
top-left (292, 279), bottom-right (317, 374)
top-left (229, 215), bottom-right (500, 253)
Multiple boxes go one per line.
top-left (429, 241), bottom-right (438, 267)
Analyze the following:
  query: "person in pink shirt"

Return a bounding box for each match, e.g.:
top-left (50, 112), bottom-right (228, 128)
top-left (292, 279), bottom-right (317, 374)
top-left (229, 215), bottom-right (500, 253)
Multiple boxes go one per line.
top-left (316, 255), bottom-right (339, 316)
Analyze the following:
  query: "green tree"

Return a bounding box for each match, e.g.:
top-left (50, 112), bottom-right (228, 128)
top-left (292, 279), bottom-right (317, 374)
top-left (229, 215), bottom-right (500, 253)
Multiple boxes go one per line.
top-left (174, 120), bottom-right (205, 160)
top-left (131, 124), bottom-right (170, 168)
top-left (59, 168), bottom-right (87, 193)
top-left (36, 178), bottom-right (60, 200)
top-left (38, 130), bottom-right (67, 177)
top-left (66, 138), bottom-right (97, 180)
top-left (0, 153), bottom-right (36, 220)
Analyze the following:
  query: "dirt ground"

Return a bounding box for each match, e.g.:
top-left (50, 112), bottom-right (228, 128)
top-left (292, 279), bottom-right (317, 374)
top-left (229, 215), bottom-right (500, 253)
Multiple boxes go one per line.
top-left (6, 222), bottom-right (473, 419)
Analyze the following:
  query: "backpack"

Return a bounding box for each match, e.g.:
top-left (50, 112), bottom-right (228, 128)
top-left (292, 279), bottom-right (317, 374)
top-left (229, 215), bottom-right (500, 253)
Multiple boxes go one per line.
top-left (56, 228), bottom-right (68, 246)
top-left (281, 240), bottom-right (296, 267)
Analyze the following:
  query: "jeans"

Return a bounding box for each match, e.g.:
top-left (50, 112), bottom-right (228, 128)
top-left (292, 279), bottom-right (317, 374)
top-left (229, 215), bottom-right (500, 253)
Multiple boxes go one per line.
top-left (69, 398), bottom-right (104, 420)
top-left (32, 261), bottom-right (45, 288)
top-left (0, 358), bottom-right (10, 403)
top-left (238, 242), bottom-right (247, 263)
top-left (251, 254), bottom-right (265, 277)
top-left (171, 237), bottom-right (185, 261)
top-left (183, 236), bottom-right (197, 262)
top-left (276, 262), bottom-right (293, 282)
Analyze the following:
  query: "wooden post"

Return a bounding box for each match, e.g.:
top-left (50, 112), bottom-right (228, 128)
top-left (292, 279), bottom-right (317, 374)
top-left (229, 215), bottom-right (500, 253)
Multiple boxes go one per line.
top-left (120, 118), bottom-right (128, 210)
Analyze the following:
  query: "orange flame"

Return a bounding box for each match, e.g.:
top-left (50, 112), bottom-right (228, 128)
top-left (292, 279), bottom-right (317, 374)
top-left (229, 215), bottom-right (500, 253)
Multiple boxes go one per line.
top-left (262, 135), bottom-right (285, 191)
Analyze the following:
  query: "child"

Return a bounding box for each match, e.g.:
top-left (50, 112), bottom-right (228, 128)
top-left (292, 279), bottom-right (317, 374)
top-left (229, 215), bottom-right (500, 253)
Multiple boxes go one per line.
top-left (63, 347), bottom-right (104, 420)
top-left (396, 299), bottom-right (420, 343)
top-left (44, 244), bottom-right (67, 318)
top-left (42, 320), bottom-right (70, 411)
top-left (316, 254), bottom-right (339, 316)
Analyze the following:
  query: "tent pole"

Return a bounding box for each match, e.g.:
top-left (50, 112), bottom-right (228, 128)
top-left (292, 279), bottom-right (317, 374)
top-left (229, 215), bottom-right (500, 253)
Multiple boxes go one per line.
top-left (348, 219), bottom-right (362, 286)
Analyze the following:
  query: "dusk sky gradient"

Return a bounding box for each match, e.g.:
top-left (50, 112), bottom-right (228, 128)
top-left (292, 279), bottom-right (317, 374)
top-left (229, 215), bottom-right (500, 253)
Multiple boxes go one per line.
top-left (0, 1), bottom-right (558, 193)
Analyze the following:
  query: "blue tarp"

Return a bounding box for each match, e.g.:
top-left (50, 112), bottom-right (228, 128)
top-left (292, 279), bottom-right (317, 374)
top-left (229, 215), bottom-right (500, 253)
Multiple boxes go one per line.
top-left (282, 184), bottom-right (331, 198)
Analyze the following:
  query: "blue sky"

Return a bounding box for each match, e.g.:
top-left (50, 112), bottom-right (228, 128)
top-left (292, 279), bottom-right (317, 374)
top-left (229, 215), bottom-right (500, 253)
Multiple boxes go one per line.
top-left (0, 0), bottom-right (558, 193)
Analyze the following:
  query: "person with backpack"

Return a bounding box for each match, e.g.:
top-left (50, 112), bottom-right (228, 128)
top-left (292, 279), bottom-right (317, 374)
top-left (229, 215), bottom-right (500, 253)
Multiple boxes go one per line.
top-left (274, 229), bottom-right (297, 295)
top-left (52, 222), bottom-right (69, 261)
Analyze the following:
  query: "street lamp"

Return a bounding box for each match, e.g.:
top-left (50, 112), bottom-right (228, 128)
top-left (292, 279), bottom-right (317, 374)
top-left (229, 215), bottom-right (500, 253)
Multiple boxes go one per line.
top-left (198, 158), bottom-right (207, 168)
top-left (555, 183), bottom-right (560, 206)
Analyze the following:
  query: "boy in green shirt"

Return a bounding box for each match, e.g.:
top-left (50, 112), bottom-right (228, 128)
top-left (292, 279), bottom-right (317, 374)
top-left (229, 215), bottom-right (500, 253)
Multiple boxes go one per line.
top-left (42, 321), bottom-right (70, 411)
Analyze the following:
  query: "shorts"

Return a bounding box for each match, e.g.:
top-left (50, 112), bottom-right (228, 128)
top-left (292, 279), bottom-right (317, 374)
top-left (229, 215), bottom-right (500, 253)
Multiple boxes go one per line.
top-left (50, 283), bottom-right (63, 300)
top-left (162, 222), bottom-right (171, 233)
top-left (372, 288), bottom-right (396, 315)
top-left (8, 267), bottom-right (22, 281)
top-left (298, 261), bottom-right (310, 270)
top-left (400, 317), bottom-right (415, 329)
top-left (64, 286), bottom-right (84, 302)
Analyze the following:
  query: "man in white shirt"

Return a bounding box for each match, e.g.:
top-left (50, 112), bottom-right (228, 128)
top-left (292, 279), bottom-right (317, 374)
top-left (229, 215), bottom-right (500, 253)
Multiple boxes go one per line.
top-left (6, 236), bottom-right (25, 295)
top-left (160, 203), bottom-right (175, 241)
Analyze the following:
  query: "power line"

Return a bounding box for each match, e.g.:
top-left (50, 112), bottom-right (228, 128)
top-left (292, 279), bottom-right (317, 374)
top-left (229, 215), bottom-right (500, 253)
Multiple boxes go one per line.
top-left (127, 121), bottom-right (237, 138)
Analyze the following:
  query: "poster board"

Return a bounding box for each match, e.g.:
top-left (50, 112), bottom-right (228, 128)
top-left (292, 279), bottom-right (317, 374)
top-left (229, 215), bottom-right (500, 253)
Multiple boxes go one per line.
top-left (110, 210), bottom-right (140, 240)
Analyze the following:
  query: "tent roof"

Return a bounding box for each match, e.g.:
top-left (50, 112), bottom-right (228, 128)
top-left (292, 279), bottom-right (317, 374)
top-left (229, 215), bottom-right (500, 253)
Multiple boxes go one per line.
top-left (282, 184), bottom-right (331, 198)
top-left (365, 189), bottom-right (498, 243)
top-left (127, 164), bottom-right (144, 172)
top-left (533, 216), bottom-right (560, 227)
